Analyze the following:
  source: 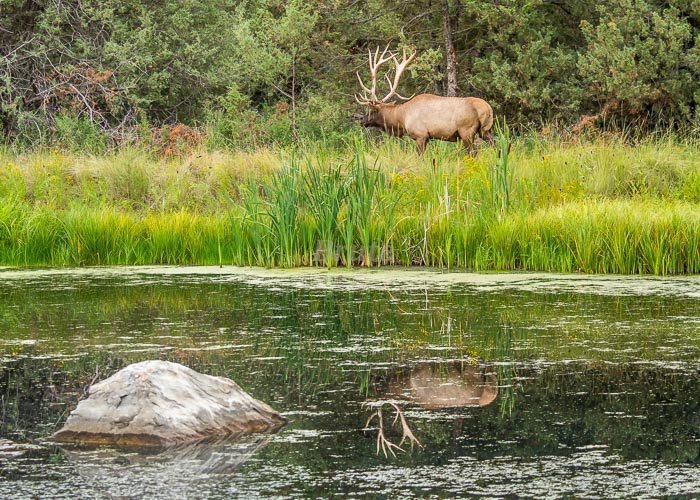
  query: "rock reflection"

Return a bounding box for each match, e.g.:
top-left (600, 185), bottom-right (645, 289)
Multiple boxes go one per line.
top-left (60, 434), bottom-right (273, 498)
top-left (389, 362), bottom-right (499, 409)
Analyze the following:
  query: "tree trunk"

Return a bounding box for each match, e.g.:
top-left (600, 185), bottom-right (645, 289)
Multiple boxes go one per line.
top-left (442, 0), bottom-right (458, 97)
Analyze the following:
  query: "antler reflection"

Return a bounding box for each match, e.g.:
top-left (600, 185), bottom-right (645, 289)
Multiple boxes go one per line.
top-left (362, 402), bottom-right (423, 457)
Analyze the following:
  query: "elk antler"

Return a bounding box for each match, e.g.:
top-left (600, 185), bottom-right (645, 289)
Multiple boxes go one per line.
top-left (356, 45), bottom-right (393, 104)
top-left (362, 401), bottom-right (423, 458)
top-left (390, 403), bottom-right (422, 450)
top-left (365, 408), bottom-right (403, 458)
top-left (381, 47), bottom-right (416, 103)
top-left (355, 45), bottom-right (416, 105)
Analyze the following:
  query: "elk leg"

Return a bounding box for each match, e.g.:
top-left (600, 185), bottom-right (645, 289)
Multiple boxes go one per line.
top-left (459, 126), bottom-right (479, 156)
top-left (482, 129), bottom-right (495, 147)
top-left (415, 136), bottom-right (428, 155)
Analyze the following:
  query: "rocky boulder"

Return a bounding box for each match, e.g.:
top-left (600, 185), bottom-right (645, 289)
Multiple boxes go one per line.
top-left (53, 360), bottom-right (286, 447)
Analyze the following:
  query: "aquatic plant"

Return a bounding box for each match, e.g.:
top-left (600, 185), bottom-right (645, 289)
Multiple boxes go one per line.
top-left (304, 158), bottom-right (346, 267)
top-left (264, 164), bottom-right (302, 267)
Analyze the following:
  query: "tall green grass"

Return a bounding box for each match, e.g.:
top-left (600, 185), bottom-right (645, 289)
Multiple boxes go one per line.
top-left (264, 164), bottom-right (303, 267)
top-left (305, 159), bottom-right (346, 267)
top-left (489, 119), bottom-right (513, 215)
top-left (2, 197), bottom-right (698, 274)
top-left (1, 135), bottom-right (700, 274)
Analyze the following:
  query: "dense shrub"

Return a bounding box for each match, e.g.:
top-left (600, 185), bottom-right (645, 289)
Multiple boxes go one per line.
top-left (1, 0), bottom-right (699, 148)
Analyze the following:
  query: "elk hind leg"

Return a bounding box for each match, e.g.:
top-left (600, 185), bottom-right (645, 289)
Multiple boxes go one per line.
top-left (481, 129), bottom-right (495, 147)
top-left (459, 125), bottom-right (479, 155)
top-left (415, 136), bottom-right (428, 155)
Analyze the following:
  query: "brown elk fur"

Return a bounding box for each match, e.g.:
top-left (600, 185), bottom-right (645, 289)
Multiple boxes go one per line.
top-left (361, 94), bottom-right (494, 154)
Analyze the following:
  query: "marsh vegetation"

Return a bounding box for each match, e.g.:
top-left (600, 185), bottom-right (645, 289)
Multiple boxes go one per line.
top-left (1, 133), bottom-right (699, 273)
top-left (3, 1), bottom-right (700, 273)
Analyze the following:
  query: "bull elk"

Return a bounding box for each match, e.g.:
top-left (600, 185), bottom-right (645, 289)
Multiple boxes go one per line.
top-left (355, 46), bottom-right (494, 154)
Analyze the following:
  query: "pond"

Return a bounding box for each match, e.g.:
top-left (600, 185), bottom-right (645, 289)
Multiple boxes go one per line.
top-left (1, 267), bottom-right (699, 498)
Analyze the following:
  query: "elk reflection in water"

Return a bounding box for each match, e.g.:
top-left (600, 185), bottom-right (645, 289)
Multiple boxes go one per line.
top-left (392, 362), bottom-right (499, 409)
top-left (364, 362), bottom-right (499, 456)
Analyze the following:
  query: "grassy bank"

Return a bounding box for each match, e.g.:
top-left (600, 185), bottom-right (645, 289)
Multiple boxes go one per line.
top-left (1, 135), bottom-right (699, 274)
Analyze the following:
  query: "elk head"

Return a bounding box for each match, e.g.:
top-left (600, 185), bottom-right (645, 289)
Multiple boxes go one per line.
top-left (355, 46), bottom-right (416, 128)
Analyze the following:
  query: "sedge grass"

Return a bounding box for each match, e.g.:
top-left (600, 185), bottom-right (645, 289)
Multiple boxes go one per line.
top-left (304, 159), bottom-right (346, 267)
top-left (264, 164), bottom-right (303, 268)
top-left (1, 136), bottom-right (700, 274)
top-left (0, 198), bottom-right (699, 274)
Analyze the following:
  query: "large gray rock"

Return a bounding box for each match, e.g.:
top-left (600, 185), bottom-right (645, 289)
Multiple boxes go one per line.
top-left (53, 360), bottom-right (286, 447)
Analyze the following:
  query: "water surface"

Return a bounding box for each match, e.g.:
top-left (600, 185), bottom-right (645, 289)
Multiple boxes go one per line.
top-left (1, 267), bottom-right (699, 498)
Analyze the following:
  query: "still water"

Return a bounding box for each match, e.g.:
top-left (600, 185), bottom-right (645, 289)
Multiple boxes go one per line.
top-left (0, 267), bottom-right (699, 498)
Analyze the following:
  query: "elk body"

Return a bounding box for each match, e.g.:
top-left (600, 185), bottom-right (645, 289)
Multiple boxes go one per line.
top-left (356, 47), bottom-right (494, 154)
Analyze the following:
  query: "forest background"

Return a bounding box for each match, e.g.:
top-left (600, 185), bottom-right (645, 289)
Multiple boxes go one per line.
top-left (2, 0), bottom-right (700, 149)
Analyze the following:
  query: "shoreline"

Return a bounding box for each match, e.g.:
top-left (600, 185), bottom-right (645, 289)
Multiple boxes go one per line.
top-left (2, 265), bottom-right (700, 297)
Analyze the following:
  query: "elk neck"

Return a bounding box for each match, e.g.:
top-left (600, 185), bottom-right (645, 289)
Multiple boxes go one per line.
top-left (377, 103), bottom-right (407, 136)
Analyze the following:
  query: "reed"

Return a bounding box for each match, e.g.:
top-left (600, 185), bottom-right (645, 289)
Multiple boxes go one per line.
top-left (489, 119), bottom-right (513, 215)
top-left (304, 158), bottom-right (346, 267)
top-left (345, 151), bottom-right (393, 266)
top-left (264, 164), bottom-right (302, 267)
top-left (1, 135), bottom-right (700, 273)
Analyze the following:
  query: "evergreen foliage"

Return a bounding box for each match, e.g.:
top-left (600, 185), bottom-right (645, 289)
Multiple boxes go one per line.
top-left (2, 0), bottom-right (699, 147)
